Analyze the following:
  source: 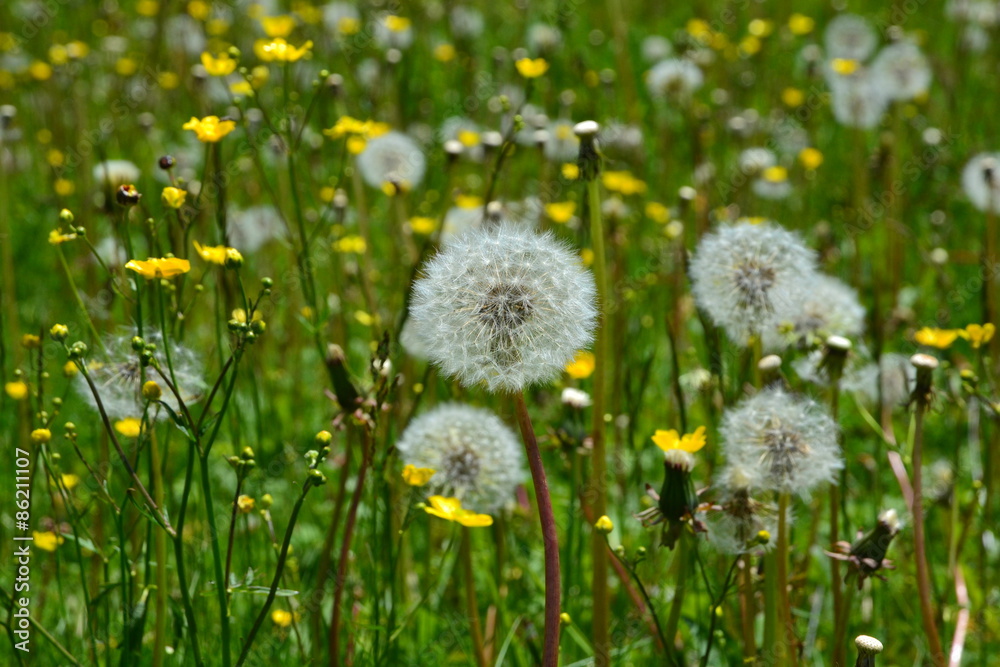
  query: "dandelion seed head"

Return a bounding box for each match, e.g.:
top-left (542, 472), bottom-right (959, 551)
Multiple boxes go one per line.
top-left (841, 352), bottom-right (915, 407)
top-left (824, 14), bottom-right (877, 61)
top-left (356, 130), bottom-right (426, 190)
top-left (689, 220), bottom-right (817, 346)
top-left (872, 42), bottom-right (932, 101)
top-left (76, 332), bottom-right (206, 422)
top-left (720, 387), bottom-right (842, 496)
top-left (708, 465), bottom-right (782, 554)
top-left (828, 70), bottom-right (889, 129)
top-left (227, 205), bottom-right (286, 253)
top-left (962, 153), bottom-right (1000, 213)
top-left (646, 58), bottom-right (704, 99)
top-left (410, 223), bottom-right (596, 393)
top-left (395, 403), bottom-right (523, 512)
top-left (766, 274), bottom-right (865, 350)
top-left (93, 159), bottom-right (140, 188)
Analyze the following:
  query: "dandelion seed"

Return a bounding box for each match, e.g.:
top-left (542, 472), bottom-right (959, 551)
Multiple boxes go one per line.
top-left (409, 223), bottom-right (597, 392)
top-left (396, 403), bottom-right (523, 512)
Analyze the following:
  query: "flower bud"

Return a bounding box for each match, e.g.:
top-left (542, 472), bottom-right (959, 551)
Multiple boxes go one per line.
top-left (116, 184), bottom-right (142, 206)
top-left (59, 208), bottom-right (75, 223)
top-left (49, 323), bottom-right (69, 341)
top-left (225, 247), bottom-right (244, 269)
top-left (142, 381), bottom-right (162, 401)
top-left (594, 515), bottom-right (614, 534)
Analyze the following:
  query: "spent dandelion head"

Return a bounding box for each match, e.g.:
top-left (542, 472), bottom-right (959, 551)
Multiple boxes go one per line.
top-left (720, 387), bottom-right (842, 497)
top-left (689, 220), bottom-right (818, 346)
top-left (645, 58), bottom-right (704, 99)
top-left (707, 465), bottom-right (781, 554)
top-left (395, 403), bottom-right (523, 512)
top-left (872, 41), bottom-right (932, 101)
top-left (409, 222), bottom-right (597, 393)
top-left (766, 273), bottom-right (866, 350)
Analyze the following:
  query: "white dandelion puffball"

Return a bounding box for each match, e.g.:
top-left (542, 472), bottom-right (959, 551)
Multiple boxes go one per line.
top-left (646, 58), bottom-right (704, 99)
top-left (356, 131), bottom-right (426, 190)
top-left (410, 223), bottom-right (597, 393)
top-left (93, 159), bottom-right (140, 187)
top-left (738, 148), bottom-right (777, 175)
top-left (720, 387), bottom-right (842, 496)
top-left (824, 13), bottom-right (877, 61)
top-left (962, 153), bottom-right (1000, 213)
top-left (77, 333), bottom-right (206, 421)
top-left (544, 119), bottom-right (580, 163)
top-left (707, 466), bottom-right (781, 554)
top-left (641, 35), bottom-right (673, 63)
top-left (829, 71), bottom-right (889, 129)
top-left (689, 220), bottom-right (818, 346)
top-left (227, 205), bottom-right (287, 253)
top-left (765, 274), bottom-right (866, 350)
top-left (872, 42), bottom-right (932, 101)
top-left (396, 403), bottom-right (524, 512)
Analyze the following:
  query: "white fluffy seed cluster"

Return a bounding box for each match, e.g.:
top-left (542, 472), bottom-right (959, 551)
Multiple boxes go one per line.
top-left (720, 387), bottom-right (842, 496)
top-left (766, 274), bottom-right (865, 350)
top-left (645, 58), bottom-right (703, 99)
top-left (77, 332), bottom-right (206, 421)
top-left (689, 220), bottom-right (817, 346)
top-left (962, 153), bottom-right (1000, 213)
top-left (395, 403), bottom-right (524, 512)
top-left (409, 223), bottom-right (597, 393)
top-left (356, 131), bottom-right (426, 190)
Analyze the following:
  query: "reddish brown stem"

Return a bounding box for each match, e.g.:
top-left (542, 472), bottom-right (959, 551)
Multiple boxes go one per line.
top-left (512, 391), bottom-right (561, 667)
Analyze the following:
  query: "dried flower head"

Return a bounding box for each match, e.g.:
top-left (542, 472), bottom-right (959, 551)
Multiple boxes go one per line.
top-left (707, 465), bottom-right (780, 554)
top-left (826, 508), bottom-right (901, 588)
top-left (410, 223), bottom-right (596, 393)
top-left (689, 220), bottom-right (818, 346)
top-left (720, 387), bottom-right (842, 496)
top-left (395, 403), bottom-right (523, 513)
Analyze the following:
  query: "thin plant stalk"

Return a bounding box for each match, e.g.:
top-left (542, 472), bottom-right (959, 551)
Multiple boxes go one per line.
top-left (328, 427), bottom-right (374, 665)
top-left (512, 390), bottom-right (561, 667)
top-left (586, 158), bottom-right (611, 666)
top-left (912, 395), bottom-right (944, 663)
top-left (460, 528), bottom-right (487, 667)
top-left (664, 531), bottom-right (691, 662)
top-left (777, 492), bottom-right (796, 667)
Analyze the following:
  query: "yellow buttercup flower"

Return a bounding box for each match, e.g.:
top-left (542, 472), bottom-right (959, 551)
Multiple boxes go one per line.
top-left (914, 327), bottom-right (962, 349)
top-left (799, 147), bottom-right (823, 170)
top-left (193, 240), bottom-right (228, 265)
top-left (645, 202), bottom-right (670, 224)
top-left (652, 425), bottom-right (707, 453)
top-left (402, 464), bottom-right (436, 487)
top-left (31, 428), bottom-right (51, 444)
top-left (162, 186), bottom-right (187, 209)
top-left (961, 323), bottom-right (995, 349)
top-left (384, 15), bottom-right (411, 32)
top-left (515, 58), bottom-right (549, 78)
top-left (182, 115), bottom-right (236, 142)
top-left (125, 257), bottom-right (191, 279)
top-left (33, 531), bottom-right (64, 552)
top-left (337, 17), bottom-right (361, 35)
top-left (409, 217), bottom-right (436, 235)
top-left (434, 43), bottom-right (456, 62)
top-left (762, 166), bottom-right (788, 183)
top-left (271, 609), bottom-right (293, 627)
top-left (788, 13), bottom-right (815, 35)
top-left (333, 236), bottom-right (367, 254)
top-left (423, 496), bottom-right (493, 527)
top-left (254, 38), bottom-right (312, 63)
top-left (544, 201), bottom-right (576, 224)
top-left (114, 418), bottom-right (142, 438)
top-left (565, 351), bottom-right (596, 379)
top-left (237, 495), bottom-right (256, 513)
top-left (260, 15), bottom-right (296, 38)
top-left (230, 81), bottom-right (254, 97)
top-left (782, 87), bottom-right (805, 107)
top-left (5, 381), bottom-right (28, 400)
top-left (61, 474), bottom-right (80, 490)
top-left (455, 194), bottom-right (483, 209)
top-left (594, 515), bottom-right (614, 534)
top-left (48, 228), bottom-right (77, 244)
top-left (201, 52), bottom-right (237, 76)
top-left (830, 58), bottom-right (859, 76)
top-left (561, 163), bottom-right (580, 180)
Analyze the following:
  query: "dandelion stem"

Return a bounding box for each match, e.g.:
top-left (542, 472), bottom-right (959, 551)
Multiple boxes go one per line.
top-left (460, 528), bottom-right (487, 667)
top-left (777, 492), bottom-right (797, 667)
top-left (328, 426), bottom-right (374, 665)
top-left (586, 159), bottom-right (612, 666)
top-left (701, 554), bottom-right (743, 667)
top-left (512, 390), bottom-right (561, 667)
top-left (664, 532), bottom-right (690, 663)
top-left (912, 396), bottom-right (944, 663)
top-left (740, 553), bottom-right (756, 662)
